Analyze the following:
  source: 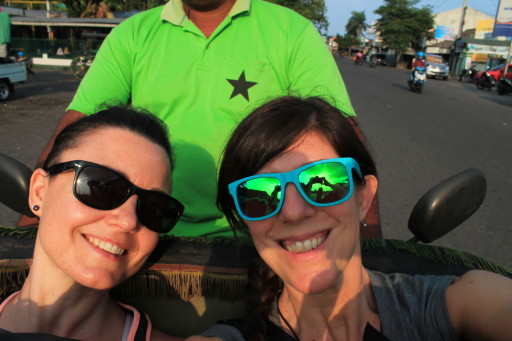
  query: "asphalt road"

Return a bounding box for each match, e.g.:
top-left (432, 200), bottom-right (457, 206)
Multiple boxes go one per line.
top-left (0, 68), bottom-right (78, 223)
top-left (335, 55), bottom-right (512, 268)
top-left (0, 62), bottom-right (511, 268)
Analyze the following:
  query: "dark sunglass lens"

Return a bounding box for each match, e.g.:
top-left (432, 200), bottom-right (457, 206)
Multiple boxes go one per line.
top-left (75, 166), bottom-right (131, 209)
top-left (137, 192), bottom-right (182, 233)
top-left (299, 162), bottom-right (350, 204)
top-left (237, 177), bottom-right (281, 218)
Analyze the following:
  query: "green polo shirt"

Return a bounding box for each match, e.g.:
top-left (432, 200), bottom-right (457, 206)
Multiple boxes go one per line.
top-left (68, 0), bottom-right (355, 238)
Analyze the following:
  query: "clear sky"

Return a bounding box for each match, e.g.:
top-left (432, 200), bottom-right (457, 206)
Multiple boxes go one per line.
top-left (325, 0), bottom-right (501, 36)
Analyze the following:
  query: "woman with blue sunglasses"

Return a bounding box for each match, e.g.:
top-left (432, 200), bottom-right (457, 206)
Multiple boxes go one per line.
top-left (0, 107), bottom-right (184, 340)
top-left (192, 96), bottom-right (512, 341)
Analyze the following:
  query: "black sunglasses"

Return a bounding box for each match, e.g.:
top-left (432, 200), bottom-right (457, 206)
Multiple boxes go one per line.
top-left (45, 160), bottom-right (184, 233)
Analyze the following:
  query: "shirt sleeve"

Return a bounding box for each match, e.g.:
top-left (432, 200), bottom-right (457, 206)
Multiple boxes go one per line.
top-left (287, 23), bottom-right (355, 117)
top-left (67, 21), bottom-right (134, 115)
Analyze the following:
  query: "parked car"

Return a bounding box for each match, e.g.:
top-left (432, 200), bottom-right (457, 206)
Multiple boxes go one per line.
top-left (425, 54), bottom-right (449, 80)
top-left (475, 64), bottom-right (512, 91)
top-left (475, 63), bottom-right (512, 82)
top-left (0, 58), bottom-right (27, 100)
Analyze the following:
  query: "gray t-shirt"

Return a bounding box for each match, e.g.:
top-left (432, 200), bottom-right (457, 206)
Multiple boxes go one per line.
top-left (201, 270), bottom-right (458, 340)
top-left (369, 271), bottom-right (458, 340)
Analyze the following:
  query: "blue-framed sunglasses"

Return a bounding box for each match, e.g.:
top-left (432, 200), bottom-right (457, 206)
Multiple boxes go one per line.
top-left (228, 158), bottom-right (362, 221)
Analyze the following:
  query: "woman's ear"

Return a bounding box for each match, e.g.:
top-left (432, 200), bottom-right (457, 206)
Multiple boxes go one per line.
top-left (28, 169), bottom-right (49, 217)
top-left (358, 175), bottom-right (378, 221)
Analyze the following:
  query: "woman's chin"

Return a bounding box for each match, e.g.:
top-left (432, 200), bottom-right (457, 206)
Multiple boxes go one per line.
top-left (286, 271), bottom-right (338, 295)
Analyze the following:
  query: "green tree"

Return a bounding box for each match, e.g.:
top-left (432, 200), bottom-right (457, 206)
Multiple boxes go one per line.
top-left (345, 11), bottom-right (367, 40)
top-left (61, 0), bottom-right (165, 18)
top-left (267, 0), bottom-right (329, 34)
top-left (374, 0), bottom-right (433, 53)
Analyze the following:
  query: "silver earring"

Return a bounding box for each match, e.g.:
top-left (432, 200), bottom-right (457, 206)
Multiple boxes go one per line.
top-left (360, 220), bottom-right (368, 227)
top-left (33, 205), bottom-right (40, 211)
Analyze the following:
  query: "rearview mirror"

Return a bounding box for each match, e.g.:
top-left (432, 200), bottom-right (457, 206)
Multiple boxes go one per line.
top-left (408, 169), bottom-right (486, 243)
top-left (0, 153), bottom-right (34, 217)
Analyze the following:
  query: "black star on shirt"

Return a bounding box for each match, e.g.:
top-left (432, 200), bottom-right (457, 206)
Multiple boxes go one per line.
top-left (227, 71), bottom-right (257, 101)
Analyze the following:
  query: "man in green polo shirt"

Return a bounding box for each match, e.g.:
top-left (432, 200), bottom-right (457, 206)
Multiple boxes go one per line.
top-left (29, 0), bottom-right (381, 239)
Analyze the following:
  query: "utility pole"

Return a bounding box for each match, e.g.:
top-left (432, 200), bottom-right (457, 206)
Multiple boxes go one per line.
top-left (457, 0), bottom-right (468, 39)
top-left (451, 0), bottom-right (468, 76)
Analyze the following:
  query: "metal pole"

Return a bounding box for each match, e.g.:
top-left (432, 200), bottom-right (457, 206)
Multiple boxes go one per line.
top-left (452, 0), bottom-right (468, 76)
top-left (46, 0), bottom-right (52, 40)
top-left (457, 0), bottom-right (468, 38)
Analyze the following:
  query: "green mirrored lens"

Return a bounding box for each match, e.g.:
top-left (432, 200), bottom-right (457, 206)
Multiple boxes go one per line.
top-left (238, 177), bottom-right (281, 218)
top-left (299, 162), bottom-right (350, 203)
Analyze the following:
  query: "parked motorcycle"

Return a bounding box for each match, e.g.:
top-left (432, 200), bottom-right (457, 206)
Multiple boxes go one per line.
top-left (408, 66), bottom-right (426, 93)
top-left (0, 152), bottom-right (510, 336)
top-left (497, 78), bottom-right (512, 96)
top-left (459, 67), bottom-right (478, 83)
top-left (476, 72), bottom-right (495, 91)
top-left (70, 50), bottom-right (97, 81)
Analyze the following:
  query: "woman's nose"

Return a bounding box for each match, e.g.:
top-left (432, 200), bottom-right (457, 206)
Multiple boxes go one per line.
top-left (278, 184), bottom-right (316, 223)
top-left (105, 196), bottom-right (139, 232)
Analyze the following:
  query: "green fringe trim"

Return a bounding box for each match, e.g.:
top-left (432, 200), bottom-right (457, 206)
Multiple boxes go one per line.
top-left (0, 225), bottom-right (38, 238)
top-left (361, 238), bottom-right (512, 278)
top-left (159, 234), bottom-right (252, 246)
top-left (0, 225), bottom-right (251, 246)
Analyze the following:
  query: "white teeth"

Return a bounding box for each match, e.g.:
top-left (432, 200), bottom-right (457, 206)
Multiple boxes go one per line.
top-left (284, 234), bottom-right (327, 253)
top-left (87, 236), bottom-right (125, 256)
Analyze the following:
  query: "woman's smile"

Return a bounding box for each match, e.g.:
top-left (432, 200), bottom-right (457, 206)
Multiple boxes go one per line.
top-left (279, 230), bottom-right (331, 253)
top-left (85, 235), bottom-right (126, 256)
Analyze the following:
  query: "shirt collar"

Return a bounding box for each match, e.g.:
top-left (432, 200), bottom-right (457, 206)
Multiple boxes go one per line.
top-left (161, 0), bottom-right (251, 26)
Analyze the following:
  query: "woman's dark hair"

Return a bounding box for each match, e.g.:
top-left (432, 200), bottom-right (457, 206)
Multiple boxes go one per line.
top-left (44, 106), bottom-right (173, 169)
top-left (217, 96), bottom-right (377, 235)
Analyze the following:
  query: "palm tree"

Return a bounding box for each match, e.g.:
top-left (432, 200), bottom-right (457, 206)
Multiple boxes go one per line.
top-left (345, 11), bottom-right (368, 40)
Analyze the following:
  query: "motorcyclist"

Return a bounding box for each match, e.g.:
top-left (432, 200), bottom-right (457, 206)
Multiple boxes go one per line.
top-left (354, 51), bottom-right (363, 64)
top-left (410, 51), bottom-right (426, 81)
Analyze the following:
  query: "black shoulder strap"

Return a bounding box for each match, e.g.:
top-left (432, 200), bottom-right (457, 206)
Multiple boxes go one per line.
top-left (133, 311), bottom-right (149, 341)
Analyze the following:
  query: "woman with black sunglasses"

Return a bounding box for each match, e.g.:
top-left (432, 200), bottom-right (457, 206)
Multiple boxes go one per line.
top-left (0, 107), bottom-right (184, 340)
top-left (191, 96), bottom-right (512, 341)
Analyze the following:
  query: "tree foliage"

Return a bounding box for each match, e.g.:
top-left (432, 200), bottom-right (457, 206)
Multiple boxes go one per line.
top-left (266, 0), bottom-right (329, 34)
top-left (335, 34), bottom-right (360, 49)
top-left (63, 0), bottom-right (329, 34)
top-left (374, 0), bottom-right (433, 52)
top-left (345, 11), bottom-right (367, 39)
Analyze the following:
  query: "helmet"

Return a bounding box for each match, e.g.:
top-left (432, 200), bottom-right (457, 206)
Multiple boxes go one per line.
top-left (416, 51), bottom-right (425, 58)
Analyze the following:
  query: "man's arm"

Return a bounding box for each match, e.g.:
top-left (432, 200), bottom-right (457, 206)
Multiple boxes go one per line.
top-left (16, 110), bottom-right (86, 226)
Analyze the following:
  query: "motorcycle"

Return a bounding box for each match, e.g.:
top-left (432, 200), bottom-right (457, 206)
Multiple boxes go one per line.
top-left (497, 78), bottom-right (512, 96)
top-left (366, 54), bottom-right (376, 68)
top-left (408, 66), bottom-right (426, 93)
top-left (354, 55), bottom-right (363, 65)
top-left (459, 67), bottom-right (478, 83)
top-left (0, 152), bottom-right (510, 336)
top-left (476, 72), bottom-right (495, 91)
top-left (70, 50), bottom-right (97, 81)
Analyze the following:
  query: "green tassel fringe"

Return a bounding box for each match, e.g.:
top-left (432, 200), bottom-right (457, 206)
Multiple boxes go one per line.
top-left (361, 238), bottom-right (512, 278)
